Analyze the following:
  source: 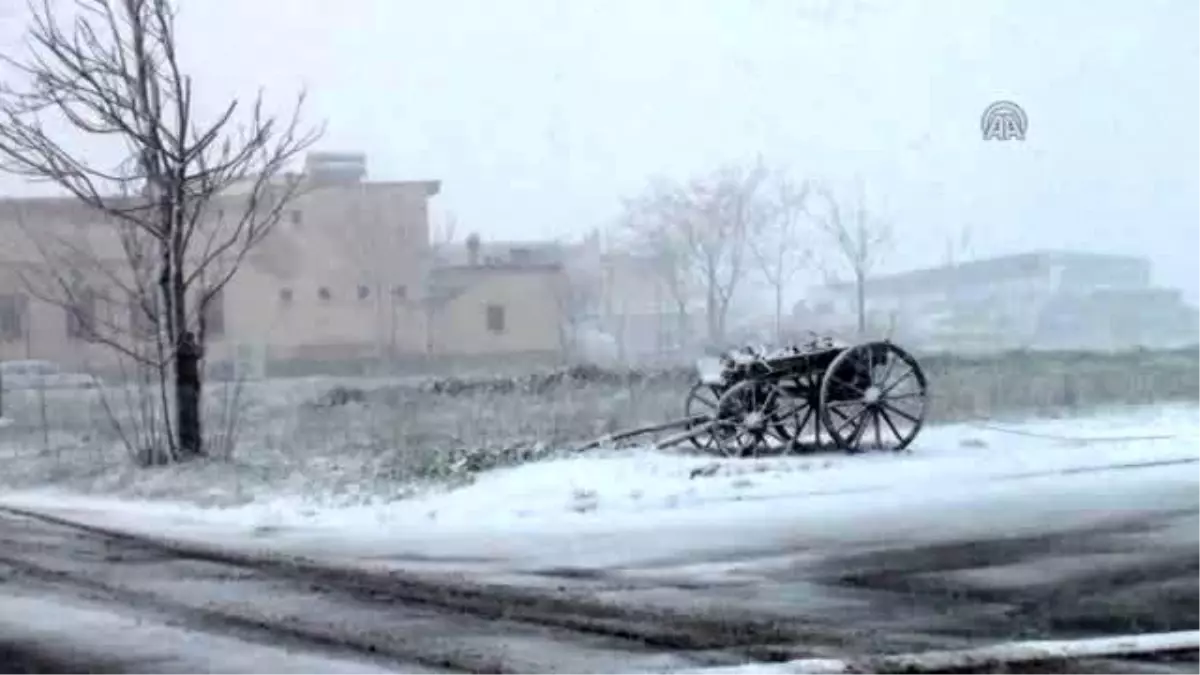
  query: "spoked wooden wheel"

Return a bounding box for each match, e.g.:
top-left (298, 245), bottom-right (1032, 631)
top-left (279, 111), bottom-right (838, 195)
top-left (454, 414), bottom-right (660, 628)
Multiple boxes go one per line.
top-left (683, 381), bottom-right (723, 453)
top-left (711, 380), bottom-right (799, 457)
top-left (777, 370), bottom-right (822, 454)
top-left (818, 341), bottom-right (928, 453)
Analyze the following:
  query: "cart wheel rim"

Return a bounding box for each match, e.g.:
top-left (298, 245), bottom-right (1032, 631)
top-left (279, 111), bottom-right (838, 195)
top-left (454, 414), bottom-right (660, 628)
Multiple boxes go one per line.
top-left (684, 382), bottom-right (723, 452)
top-left (712, 379), bottom-right (799, 458)
top-left (818, 341), bottom-right (928, 453)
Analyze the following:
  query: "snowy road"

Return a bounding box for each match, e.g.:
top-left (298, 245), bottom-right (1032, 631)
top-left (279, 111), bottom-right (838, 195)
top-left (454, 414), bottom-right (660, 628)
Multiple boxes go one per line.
top-left (0, 404), bottom-right (1197, 672)
top-left (0, 509), bottom-right (811, 673)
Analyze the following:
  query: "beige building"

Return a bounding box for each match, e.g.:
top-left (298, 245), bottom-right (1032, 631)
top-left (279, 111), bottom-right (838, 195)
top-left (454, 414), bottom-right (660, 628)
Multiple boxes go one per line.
top-left (0, 152), bottom-right (576, 372)
top-left (428, 235), bottom-right (573, 359)
top-left (427, 262), bottom-right (565, 357)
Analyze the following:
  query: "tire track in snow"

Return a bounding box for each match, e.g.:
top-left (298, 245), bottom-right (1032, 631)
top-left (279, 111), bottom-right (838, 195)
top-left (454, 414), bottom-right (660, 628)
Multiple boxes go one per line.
top-left (0, 506), bottom-right (917, 672)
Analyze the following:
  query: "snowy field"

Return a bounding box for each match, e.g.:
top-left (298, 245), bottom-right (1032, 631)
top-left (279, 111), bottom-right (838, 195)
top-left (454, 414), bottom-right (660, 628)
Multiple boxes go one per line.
top-left (2, 379), bottom-right (1200, 667)
top-left (0, 371), bottom-right (665, 501)
top-left (2, 401), bottom-right (1195, 579)
top-left (0, 353), bottom-right (1196, 581)
top-left (0, 353), bottom-right (1195, 508)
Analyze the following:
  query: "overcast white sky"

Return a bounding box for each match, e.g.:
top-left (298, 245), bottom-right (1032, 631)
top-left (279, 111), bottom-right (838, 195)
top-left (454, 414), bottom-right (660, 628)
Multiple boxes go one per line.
top-left (1, 0), bottom-right (1197, 300)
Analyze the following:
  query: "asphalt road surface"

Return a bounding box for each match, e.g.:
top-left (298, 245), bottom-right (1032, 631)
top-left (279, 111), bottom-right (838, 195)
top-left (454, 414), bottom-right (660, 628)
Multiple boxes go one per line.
top-left (0, 457), bottom-right (1196, 673)
top-left (505, 457), bottom-right (1200, 672)
top-left (0, 506), bottom-right (788, 674)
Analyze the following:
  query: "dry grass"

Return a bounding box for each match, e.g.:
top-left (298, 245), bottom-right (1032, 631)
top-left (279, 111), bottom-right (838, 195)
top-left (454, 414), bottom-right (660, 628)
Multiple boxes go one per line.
top-left (0, 347), bottom-right (1194, 505)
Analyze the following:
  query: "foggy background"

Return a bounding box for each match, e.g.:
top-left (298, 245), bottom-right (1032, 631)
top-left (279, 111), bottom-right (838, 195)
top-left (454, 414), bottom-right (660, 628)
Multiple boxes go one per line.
top-left (1, 0), bottom-right (1196, 300)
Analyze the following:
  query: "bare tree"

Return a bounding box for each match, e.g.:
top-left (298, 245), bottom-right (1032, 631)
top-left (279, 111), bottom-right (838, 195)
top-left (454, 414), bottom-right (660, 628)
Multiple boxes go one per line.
top-left (621, 161), bottom-right (766, 349)
top-left (552, 265), bottom-right (592, 361)
top-left (748, 171), bottom-right (812, 344)
top-left (0, 0), bottom-right (321, 462)
top-left (430, 210), bottom-right (458, 254)
top-left (810, 182), bottom-right (892, 337)
top-left (550, 232), bottom-right (605, 362)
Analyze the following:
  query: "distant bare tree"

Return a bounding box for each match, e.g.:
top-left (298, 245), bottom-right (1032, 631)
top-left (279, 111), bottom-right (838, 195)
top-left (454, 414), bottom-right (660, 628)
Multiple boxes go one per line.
top-left (551, 265), bottom-right (593, 361)
top-left (0, 0), bottom-right (322, 462)
top-left (621, 161), bottom-right (767, 348)
top-left (811, 183), bottom-right (892, 337)
top-left (431, 210), bottom-right (458, 254)
top-left (748, 171), bottom-right (813, 343)
top-left (942, 223), bottom-right (975, 268)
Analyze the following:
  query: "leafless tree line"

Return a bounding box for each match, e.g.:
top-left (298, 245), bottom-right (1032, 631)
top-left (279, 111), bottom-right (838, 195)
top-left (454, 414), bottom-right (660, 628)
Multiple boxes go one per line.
top-left (615, 160), bottom-right (892, 351)
top-left (0, 0), bottom-right (322, 462)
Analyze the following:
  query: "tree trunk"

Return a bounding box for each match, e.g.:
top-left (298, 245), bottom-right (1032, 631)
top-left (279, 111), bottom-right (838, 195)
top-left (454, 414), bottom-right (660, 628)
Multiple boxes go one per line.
top-left (173, 280), bottom-right (203, 459)
top-left (700, 283), bottom-right (720, 345)
top-left (174, 349), bottom-right (201, 457)
top-left (169, 214), bottom-right (203, 460)
top-left (774, 284), bottom-right (784, 345)
top-left (855, 269), bottom-right (867, 337)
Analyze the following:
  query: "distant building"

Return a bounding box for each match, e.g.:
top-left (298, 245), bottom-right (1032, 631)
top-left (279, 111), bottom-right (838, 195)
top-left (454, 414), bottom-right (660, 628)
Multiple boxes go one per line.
top-left (0, 153), bottom-right (441, 369)
top-left (426, 259), bottom-right (565, 358)
top-left (802, 251), bottom-right (1197, 351)
top-left (429, 233), bottom-right (709, 364)
top-left (1, 157), bottom-right (790, 371)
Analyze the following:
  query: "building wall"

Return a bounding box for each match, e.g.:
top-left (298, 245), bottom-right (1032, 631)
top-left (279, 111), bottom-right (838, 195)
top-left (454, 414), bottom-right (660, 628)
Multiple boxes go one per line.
top-left (428, 267), bottom-right (565, 357)
top-left (802, 251), bottom-right (1175, 351)
top-left (0, 196), bottom-right (137, 369)
top-left (1, 176), bottom-right (655, 369)
top-left (0, 259), bottom-right (156, 369)
top-left (0, 177), bottom-right (441, 370)
top-left (0, 264), bottom-right (87, 367)
top-left (216, 181), bottom-right (434, 362)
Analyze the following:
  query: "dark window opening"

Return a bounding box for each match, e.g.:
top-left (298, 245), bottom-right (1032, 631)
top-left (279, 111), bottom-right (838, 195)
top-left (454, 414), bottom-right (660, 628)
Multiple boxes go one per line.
top-left (391, 285), bottom-right (408, 301)
top-left (486, 304), bottom-right (506, 333)
top-left (357, 285), bottom-right (371, 300)
top-left (66, 289), bottom-right (97, 341)
top-left (0, 294), bottom-right (28, 341)
top-left (279, 287), bottom-right (294, 304)
top-left (318, 286), bottom-right (331, 301)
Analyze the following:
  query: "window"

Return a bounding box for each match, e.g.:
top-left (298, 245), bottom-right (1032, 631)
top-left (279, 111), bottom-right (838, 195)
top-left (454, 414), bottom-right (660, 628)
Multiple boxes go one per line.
top-left (289, 209), bottom-right (303, 226)
top-left (357, 285), bottom-right (371, 300)
top-left (203, 288), bottom-right (225, 339)
top-left (279, 287), bottom-right (294, 304)
top-left (485, 304), bottom-right (506, 333)
top-left (391, 285), bottom-right (407, 301)
top-left (0, 294), bottom-right (28, 341)
top-left (66, 289), bottom-right (97, 341)
top-left (317, 286), bottom-right (331, 301)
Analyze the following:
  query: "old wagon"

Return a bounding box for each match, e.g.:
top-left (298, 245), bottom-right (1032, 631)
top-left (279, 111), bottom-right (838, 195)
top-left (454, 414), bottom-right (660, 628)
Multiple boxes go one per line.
top-left (682, 339), bottom-right (929, 456)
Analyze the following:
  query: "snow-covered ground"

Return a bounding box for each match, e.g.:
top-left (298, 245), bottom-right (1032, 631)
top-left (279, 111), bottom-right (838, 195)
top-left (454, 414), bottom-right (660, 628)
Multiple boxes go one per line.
top-left (1, 403), bottom-right (1195, 577)
top-left (7, 401), bottom-right (1200, 667)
